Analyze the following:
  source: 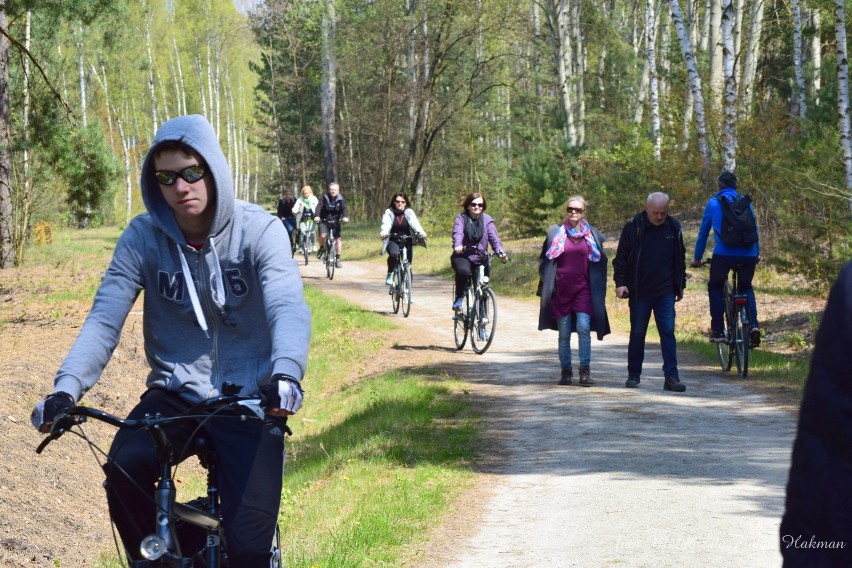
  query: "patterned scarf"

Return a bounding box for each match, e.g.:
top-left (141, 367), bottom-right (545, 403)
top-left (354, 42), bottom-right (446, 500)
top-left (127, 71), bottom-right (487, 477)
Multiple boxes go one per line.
top-left (546, 220), bottom-right (602, 262)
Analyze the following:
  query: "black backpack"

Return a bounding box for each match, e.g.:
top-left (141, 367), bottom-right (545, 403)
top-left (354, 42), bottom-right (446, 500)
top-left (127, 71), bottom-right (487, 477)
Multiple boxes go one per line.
top-left (715, 194), bottom-right (758, 247)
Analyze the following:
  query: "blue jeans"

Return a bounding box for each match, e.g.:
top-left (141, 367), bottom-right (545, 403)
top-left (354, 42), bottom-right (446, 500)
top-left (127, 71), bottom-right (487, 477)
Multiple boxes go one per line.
top-left (708, 255), bottom-right (759, 334)
top-left (557, 312), bottom-right (591, 371)
top-left (628, 293), bottom-right (678, 378)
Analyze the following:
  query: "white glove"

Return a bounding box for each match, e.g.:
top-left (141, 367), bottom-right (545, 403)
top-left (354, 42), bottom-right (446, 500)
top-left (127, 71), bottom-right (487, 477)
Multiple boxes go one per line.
top-left (261, 375), bottom-right (304, 415)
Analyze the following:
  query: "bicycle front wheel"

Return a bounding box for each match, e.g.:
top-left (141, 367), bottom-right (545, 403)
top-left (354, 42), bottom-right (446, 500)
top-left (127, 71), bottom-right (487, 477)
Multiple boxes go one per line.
top-left (401, 267), bottom-right (412, 317)
top-left (736, 305), bottom-right (750, 377)
top-left (326, 246), bottom-right (335, 280)
top-left (453, 293), bottom-right (469, 350)
top-left (301, 235), bottom-right (309, 265)
top-left (391, 269), bottom-right (401, 314)
top-left (470, 287), bottom-right (497, 354)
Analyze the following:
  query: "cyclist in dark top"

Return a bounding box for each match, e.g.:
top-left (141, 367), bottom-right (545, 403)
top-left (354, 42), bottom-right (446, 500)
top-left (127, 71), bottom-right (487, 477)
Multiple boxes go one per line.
top-left (379, 192), bottom-right (427, 286)
top-left (276, 188), bottom-right (297, 247)
top-left (314, 182), bottom-right (349, 268)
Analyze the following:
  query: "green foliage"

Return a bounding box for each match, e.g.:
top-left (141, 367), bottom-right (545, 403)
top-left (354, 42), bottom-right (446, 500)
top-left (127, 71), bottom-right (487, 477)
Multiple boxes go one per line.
top-left (52, 123), bottom-right (122, 228)
top-left (505, 143), bottom-right (571, 237)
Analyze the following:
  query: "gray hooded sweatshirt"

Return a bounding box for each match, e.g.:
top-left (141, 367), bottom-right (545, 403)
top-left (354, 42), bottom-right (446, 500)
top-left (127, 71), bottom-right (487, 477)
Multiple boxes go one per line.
top-left (54, 115), bottom-right (311, 403)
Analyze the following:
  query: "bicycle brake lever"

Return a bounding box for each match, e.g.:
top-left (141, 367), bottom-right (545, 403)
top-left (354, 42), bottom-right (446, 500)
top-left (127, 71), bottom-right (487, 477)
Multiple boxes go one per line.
top-left (35, 412), bottom-right (85, 454)
top-left (237, 399), bottom-right (267, 420)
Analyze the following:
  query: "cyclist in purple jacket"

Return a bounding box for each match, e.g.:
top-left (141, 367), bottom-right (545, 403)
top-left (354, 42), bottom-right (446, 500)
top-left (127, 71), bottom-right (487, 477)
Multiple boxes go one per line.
top-left (450, 192), bottom-right (506, 311)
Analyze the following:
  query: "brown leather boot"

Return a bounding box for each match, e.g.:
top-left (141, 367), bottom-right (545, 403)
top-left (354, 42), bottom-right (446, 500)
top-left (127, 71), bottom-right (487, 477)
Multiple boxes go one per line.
top-left (558, 368), bottom-right (572, 385)
top-left (578, 367), bottom-right (594, 387)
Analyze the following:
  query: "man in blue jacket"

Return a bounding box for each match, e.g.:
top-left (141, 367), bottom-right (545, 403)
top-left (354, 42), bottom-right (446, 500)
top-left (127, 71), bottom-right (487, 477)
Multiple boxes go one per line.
top-left (690, 171), bottom-right (761, 345)
top-left (31, 115), bottom-right (311, 567)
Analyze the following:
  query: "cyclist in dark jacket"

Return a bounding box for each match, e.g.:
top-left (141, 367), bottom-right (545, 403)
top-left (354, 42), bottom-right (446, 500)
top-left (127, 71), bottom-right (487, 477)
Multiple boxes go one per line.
top-left (314, 182), bottom-right (349, 268)
top-left (613, 192), bottom-right (687, 392)
top-left (780, 260), bottom-right (852, 566)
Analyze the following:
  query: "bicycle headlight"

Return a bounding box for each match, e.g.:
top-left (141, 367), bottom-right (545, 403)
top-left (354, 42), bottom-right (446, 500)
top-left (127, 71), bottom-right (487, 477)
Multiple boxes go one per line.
top-left (140, 535), bottom-right (167, 560)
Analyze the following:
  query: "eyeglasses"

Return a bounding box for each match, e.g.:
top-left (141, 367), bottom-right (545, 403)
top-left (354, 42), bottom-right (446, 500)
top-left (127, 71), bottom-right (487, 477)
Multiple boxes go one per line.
top-left (469, 202), bottom-right (484, 208)
top-left (154, 164), bottom-right (207, 186)
top-left (394, 199), bottom-right (407, 204)
top-left (566, 207), bottom-right (585, 214)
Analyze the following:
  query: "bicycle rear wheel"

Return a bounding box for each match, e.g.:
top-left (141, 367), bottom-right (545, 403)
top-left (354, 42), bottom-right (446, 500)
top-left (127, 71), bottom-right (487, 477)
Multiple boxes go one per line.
top-left (716, 283), bottom-right (734, 371)
top-left (470, 287), bottom-right (497, 354)
top-left (736, 305), bottom-right (750, 377)
top-left (453, 293), bottom-right (469, 350)
top-left (401, 266), bottom-right (412, 317)
top-left (391, 269), bottom-right (401, 314)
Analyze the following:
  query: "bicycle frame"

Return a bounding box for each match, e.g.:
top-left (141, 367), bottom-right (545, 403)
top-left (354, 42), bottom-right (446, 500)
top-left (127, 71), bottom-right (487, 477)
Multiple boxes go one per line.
top-left (387, 233), bottom-right (416, 317)
top-left (37, 395), bottom-right (279, 568)
top-left (453, 249), bottom-right (502, 354)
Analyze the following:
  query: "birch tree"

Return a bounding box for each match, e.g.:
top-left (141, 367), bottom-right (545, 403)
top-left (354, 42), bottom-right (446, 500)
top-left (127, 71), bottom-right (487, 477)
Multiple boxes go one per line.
top-left (670, 0), bottom-right (712, 182)
top-left (740, 0), bottom-right (765, 116)
top-left (791, 0), bottom-right (806, 119)
top-left (721, 0), bottom-right (737, 171)
top-left (648, 0), bottom-right (661, 160)
top-left (835, 0), bottom-right (852, 208)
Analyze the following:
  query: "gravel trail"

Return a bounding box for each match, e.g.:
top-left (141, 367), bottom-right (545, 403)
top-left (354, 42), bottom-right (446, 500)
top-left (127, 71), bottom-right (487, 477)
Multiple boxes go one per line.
top-left (301, 258), bottom-right (794, 567)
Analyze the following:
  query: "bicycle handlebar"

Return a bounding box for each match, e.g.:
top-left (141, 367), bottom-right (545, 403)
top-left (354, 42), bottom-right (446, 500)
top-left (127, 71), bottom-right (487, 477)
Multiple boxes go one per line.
top-left (459, 246), bottom-right (510, 262)
top-left (36, 394), bottom-right (267, 454)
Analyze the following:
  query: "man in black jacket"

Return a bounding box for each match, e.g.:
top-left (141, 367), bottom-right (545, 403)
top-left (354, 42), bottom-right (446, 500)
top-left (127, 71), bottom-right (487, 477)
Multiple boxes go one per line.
top-left (613, 192), bottom-right (687, 392)
top-left (780, 261), bottom-right (852, 565)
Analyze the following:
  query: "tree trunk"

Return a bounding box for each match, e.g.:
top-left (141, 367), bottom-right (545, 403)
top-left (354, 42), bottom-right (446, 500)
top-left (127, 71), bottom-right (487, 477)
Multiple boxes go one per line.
top-left (15, 10), bottom-right (32, 266)
top-left (557, 0), bottom-right (577, 145)
top-left (320, 0), bottom-right (338, 185)
top-left (75, 24), bottom-right (87, 128)
top-left (835, 0), bottom-right (852, 208)
top-left (709, 0), bottom-right (724, 108)
top-left (810, 9), bottom-right (822, 103)
top-left (670, 0), bottom-right (713, 184)
top-left (648, 0), bottom-right (661, 160)
top-left (791, 0), bottom-right (807, 118)
top-left (0, 3), bottom-right (12, 268)
top-left (143, 0), bottom-right (157, 138)
top-left (572, 0), bottom-right (585, 145)
top-left (740, 0), bottom-right (765, 116)
top-left (721, 0), bottom-right (737, 171)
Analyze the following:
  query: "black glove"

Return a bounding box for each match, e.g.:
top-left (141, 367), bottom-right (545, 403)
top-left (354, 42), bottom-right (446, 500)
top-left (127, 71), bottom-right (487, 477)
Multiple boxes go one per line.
top-left (260, 374), bottom-right (304, 414)
top-left (31, 392), bottom-right (74, 433)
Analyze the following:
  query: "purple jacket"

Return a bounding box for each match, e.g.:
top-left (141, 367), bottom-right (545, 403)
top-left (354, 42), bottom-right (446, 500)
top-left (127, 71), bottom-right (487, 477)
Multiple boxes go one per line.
top-left (452, 212), bottom-right (504, 264)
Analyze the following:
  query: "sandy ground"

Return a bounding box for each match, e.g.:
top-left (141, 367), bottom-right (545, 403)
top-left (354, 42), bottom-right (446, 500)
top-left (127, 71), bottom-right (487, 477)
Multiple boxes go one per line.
top-left (302, 257), bottom-right (795, 567)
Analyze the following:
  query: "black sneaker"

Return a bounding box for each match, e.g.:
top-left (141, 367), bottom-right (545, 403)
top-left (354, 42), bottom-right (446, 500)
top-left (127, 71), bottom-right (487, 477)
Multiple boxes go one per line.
top-left (749, 327), bottom-right (761, 348)
top-left (709, 331), bottom-right (726, 343)
top-left (663, 376), bottom-right (686, 393)
top-left (625, 375), bottom-right (640, 388)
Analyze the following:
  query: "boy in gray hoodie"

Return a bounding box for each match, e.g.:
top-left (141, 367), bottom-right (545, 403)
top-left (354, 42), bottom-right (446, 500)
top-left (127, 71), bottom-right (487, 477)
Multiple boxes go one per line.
top-left (31, 114), bottom-right (310, 566)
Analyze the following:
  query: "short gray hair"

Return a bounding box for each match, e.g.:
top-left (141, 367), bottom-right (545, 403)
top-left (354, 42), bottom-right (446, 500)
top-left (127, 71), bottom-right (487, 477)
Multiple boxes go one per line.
top-left (646, 192), bottom-right (670, 207)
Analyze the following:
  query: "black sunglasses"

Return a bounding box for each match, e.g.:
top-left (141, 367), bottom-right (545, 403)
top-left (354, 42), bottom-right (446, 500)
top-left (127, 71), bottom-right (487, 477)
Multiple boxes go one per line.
top-left (566, 207), bottom-right (585, 214)
top-left (154, 164), bottom-right (207, 186)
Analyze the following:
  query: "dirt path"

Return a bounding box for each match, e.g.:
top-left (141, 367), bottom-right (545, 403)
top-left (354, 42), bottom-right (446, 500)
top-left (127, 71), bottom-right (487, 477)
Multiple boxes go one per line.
top-left (301, 258), bottom-right (794, 567)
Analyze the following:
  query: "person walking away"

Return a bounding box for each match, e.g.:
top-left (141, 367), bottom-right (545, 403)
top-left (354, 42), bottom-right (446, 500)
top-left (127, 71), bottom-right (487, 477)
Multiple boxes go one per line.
top-left (690, 170), bottom-right (761, 346)
top-left (613, 192), bottom-right (687, 392)
top-left (30, 114), bottom-right (311, 568)
top-left (293, 185), bottom-right (319, 252)
top-left (277, 188), bottom-right (297, 249)
top-left (450, 192), bottom-right (507, 311)
top-left (314, 182), bottom-right (349, 268)
top-left (537, 197), bottom-right (610, 386)
top-left (780, 260), bottom-right (852, 566)
top-left (379, 192), bottom-right (427, 296)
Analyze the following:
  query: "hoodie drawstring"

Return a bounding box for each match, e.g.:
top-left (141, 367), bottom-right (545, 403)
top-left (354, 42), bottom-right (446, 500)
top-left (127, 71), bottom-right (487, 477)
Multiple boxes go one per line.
top-left (176, 240), bottom-right (225, 339)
